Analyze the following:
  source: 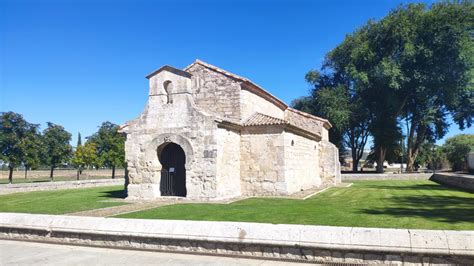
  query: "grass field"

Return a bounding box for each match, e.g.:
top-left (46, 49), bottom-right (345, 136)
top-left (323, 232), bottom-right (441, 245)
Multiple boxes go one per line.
top-left (0, 186), bottom-right (126, 214)
top-left (117, 180), bottom-right (474, 230)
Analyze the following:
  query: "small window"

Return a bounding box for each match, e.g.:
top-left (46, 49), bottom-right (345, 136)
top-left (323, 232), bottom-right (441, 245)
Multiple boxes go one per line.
top-left (291, 140), bottom-right (294, 146)
top-left (163, 81), bottom-right (173, 104)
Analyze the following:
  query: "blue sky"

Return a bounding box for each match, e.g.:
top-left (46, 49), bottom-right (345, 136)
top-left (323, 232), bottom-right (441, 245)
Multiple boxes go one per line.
top-left (1, 0), bottom-right (470, 146)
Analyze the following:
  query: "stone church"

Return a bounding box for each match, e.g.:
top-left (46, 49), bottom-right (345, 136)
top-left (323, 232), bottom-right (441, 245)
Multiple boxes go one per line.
top-left (120, 60), bottom-right (341, 200)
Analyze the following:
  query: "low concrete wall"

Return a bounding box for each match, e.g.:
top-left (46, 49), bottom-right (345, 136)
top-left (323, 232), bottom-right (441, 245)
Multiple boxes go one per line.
top-left (342, 173), bottom-right (432, 181)
top-left (0, 213), bottom-right (472, 264)
top-left (0, 179), bottom-right (124, 195)
top-left (430, 173), bottom-right (474, 192)
top-left (0, 169), bottom-right (125, 180)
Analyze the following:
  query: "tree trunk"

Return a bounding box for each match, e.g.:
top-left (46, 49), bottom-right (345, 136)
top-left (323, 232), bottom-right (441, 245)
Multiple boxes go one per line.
top-left (77, 168), bottom-right (80, 180)
top-left (351, 146), bottom-right (358, 172)
top-left (352, 159), bottom-right (360, 172)
top-left (112, 166), bottom-right (116, 179)
top-left (406, 147), bottom-right (415, 172)
top-left (376, 147), bottom-right (386, 173)
top-left (405, 121), bottom-right (426, 172)
top-left (405, 119), bottom-right (416, 172)
top-left (50, 166), bottom-right (54, 181)
top-left (8, 166), bottom-right (13, 184)
top-left (24, 167), bottom-right (28, 179)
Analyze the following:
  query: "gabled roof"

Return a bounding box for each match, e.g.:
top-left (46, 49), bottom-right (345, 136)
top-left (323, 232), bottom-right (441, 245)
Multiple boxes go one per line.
top-left (145, 65), bottom-right (192, 79)
top-left (185, 59), bottom-right (287, 110)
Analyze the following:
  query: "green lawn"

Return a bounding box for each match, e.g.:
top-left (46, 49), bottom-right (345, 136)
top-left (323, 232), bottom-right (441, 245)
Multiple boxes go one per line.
top-left (0, 186), bottom-right (126, 214)
top-left (117, 180), bottom-right (474, 230)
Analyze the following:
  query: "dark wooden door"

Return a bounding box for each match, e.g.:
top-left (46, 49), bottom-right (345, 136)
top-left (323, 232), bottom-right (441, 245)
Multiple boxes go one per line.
top-left (159, 143), bottom-right (186, 197)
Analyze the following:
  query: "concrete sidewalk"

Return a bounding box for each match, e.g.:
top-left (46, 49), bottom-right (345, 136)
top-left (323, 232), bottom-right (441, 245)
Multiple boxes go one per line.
top-left (0, 239), bottom-right (312, 265)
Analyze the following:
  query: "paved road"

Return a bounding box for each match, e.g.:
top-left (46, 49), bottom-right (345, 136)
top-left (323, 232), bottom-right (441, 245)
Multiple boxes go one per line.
top-left (0, 240), bottom-right (313, 265)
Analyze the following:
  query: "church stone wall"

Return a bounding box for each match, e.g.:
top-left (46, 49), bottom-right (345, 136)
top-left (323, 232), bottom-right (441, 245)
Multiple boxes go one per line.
top-left (240, 126), bottom-right (287, 196)
top-left (187, 64), bottom-right (242, 121)
top-left (322, 127), bottom-right (329, 141)
top-left (240, 89), bottom-right (285, 120)
top-left (123, 62), bottom-right (341, 201)
top-left (215, 127), bottom-right (242, 198)
top-left (124, 71), bottom-right (222, 200)
top-left (319, 140), bottom-right (341, 186)
top-left (283, 132), bottom-right (321, 194)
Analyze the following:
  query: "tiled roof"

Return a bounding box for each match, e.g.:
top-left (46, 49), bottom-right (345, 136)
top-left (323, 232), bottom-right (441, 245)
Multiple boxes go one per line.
top-left (286, 108), bottom-right (331, 128)
top-left (243, 112), bottom-right (289, 126)
top-left (235, 111), bottom-right (328, 140)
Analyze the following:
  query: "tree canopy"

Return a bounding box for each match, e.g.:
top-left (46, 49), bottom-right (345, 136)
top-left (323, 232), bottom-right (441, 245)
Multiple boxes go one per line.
top-left (295, 1), bottom-right (473, 172)
top-left (443, 134), bottom-right (474, 171)
top-left (87, 121), bottom-right (125, 178)
top-left (42, 122), bottom-right (73, 180)
top-left (0, 112), bottom-right (31, 183)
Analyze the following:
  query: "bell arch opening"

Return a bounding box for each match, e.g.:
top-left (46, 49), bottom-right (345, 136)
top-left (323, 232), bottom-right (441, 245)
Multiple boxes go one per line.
top-left (158, 142), bottom-right (186, 197)
top-left (163, 80), bottom-right (173, 104)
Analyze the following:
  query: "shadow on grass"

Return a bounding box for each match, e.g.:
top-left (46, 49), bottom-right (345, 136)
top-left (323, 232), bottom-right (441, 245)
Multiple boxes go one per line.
top-left (31, 180), bottom-right (51, 183)
top-left (361, 183), bottom-right (456, 191)
top-left (361, 195), bottom-right (474, 223)
top-left (100, 189), bottom-right (127, 199)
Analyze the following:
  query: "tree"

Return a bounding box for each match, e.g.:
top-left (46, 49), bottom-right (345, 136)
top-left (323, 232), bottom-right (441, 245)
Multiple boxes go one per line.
top-left (326, 15), bottom-right (406, 173)
top-left (443, 134), bottom-right (474, 171)
top-left (19, 123), bottom-right (41, 179)
top-left (388, 2), bottom-right (474, 171)
top-left (87, 122), bottom-right (125, 179)
top-left (415, 142), bottom-right (448, 171)
top-left (42, 122), bottom-right (72, 180)
top-left (321, 2), bottom-right (473, 172)
top-left (72, 132), bottom-right (83, 179)
top-left (0, 112), bottom-right (29, 184)
top-left (294, 58), bottom-right (371, 171)
top-left (77, 132), bottom-right (82, 146)
top-left (72, 142), bottom-right (98, 180)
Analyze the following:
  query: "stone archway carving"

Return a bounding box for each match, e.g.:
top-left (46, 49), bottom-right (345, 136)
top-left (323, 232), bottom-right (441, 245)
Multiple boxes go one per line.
top-left (144, 133), bottom-right (194, 172)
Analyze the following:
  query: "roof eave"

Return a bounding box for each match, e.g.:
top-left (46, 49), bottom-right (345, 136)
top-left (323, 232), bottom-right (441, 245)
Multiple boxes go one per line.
top-left (146, 65), bottom-right (192, 79)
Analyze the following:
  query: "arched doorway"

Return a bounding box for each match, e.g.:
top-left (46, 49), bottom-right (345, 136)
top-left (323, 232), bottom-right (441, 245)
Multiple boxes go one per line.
top-left (158, 142), bottom-right (186, 197)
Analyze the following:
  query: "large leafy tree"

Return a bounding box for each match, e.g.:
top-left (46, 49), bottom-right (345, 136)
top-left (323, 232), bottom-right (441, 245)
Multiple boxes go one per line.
top-left (42, 122), bottom-right (73, 180)
top-left (0, 112), bottom-right (30, 183)
top-left (327, 16), bottom-right (405, 173)
top-left (293, 56), bottom-right (371, 171)
top-left (322, 2), bottom-right (473, 172)
top-left (19, 123), bottom-right (42, 179)
top-left (87, 122), bottom-right (125, 179)
top-left (443, 134), bottom-right (474, 171)
top-left (386, 2), bottom-right (474, 171)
